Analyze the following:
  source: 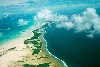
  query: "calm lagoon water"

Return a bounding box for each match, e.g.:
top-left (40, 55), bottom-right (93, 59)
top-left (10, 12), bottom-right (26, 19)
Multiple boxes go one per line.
top-left (0, 14), bottom-right (34, 44)
top-left (0, 0), bottom-right (100, 67)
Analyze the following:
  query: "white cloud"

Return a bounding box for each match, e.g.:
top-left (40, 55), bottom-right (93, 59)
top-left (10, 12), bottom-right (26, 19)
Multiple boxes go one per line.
top-left (56, 22), bottom-right (73, 30)
top-left (34, 9), bottom-right (53, 22)
top-left (18, 18), bottom-right (28, 26)
top-left (0, 0), bottom-right (47, 6)
top-left (34, 9), bottom-right (68, 23)
top-left (0, 13), bottom-right (9, 20)
top-left (0, 0), bottom-right (28, 6)
top-left (0, 0), bottom-right (99, 15)
top-left (86, 34), bottom-right (94, 38)
top-left (70, 8), bottom-right (100, 34)
top-left (0, 0), bottom-right (41, 6)
top-left (61, 8), bottom-right (100, 37)
top-left (34, 8), bottom-right (100, 38)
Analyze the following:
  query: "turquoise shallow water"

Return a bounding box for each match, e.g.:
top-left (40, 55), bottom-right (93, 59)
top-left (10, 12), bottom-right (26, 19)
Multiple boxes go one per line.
top-left (0, 14), bottom-right (34, 44)
top-left (0, 0), bottom-right (100, 67)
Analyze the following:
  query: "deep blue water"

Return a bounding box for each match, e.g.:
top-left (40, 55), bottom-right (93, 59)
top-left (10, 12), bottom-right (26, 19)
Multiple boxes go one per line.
top-left (44, 23), bottom-right (100, 67)
top-left (0, 0), bottom-right (100, 67)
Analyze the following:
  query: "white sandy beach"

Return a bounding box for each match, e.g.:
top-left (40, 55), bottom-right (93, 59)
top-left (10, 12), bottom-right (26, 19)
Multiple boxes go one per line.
top-left (0, 23), bottom-right (66, 67)
top-left (0, 27), bottom-right (34, 67)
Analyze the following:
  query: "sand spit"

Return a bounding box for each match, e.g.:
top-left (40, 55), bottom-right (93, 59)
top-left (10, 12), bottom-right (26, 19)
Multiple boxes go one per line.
top-left (0, 23), bottom-right (67, 67)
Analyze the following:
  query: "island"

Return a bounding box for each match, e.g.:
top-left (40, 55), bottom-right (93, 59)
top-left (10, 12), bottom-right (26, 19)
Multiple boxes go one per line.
top-left (0, 22), bottom-right (67, 67)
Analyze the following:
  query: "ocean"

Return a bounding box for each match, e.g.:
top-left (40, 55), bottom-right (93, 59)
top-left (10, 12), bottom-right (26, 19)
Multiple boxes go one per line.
top-left (0, 0), bottom-right (100, 67)
top-left (44, 23), bottom-right (100, 67)
top-left (0, 14), bottom-right (34, 44)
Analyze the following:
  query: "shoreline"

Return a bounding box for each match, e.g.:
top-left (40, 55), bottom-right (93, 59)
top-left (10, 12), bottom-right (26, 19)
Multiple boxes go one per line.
top-left (0, 26), bottom-right (35, 67)
top-left (42, 33), bottom-right (68, 67)
top-left (0, 28), bottom-right (34, 49)
top-left (0, 23), bottom-right (68, 67)
top-left (33, 22), bottom-right (68, 67)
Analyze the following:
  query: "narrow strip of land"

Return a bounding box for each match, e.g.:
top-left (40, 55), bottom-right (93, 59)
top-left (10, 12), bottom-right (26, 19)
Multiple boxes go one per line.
top-left (0, 23), bottom-right (66, 67)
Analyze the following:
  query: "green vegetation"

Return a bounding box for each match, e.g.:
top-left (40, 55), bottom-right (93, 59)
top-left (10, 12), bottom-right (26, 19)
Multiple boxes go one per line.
top-left (24, 23), bottom-right (50, 56)
top-left (37, 40), bottom-right (40, 41)
top-left (24, 27), bottom-right (42, 45)
top-left (35, 46), bottom-right (41, 49)
top-left (24, 63), bottom-right (50, 67)
top-left (18, 60), bottom-right (24, 62)
top-left (24, 40), bottom-right (39, 45)
top-left (22, 22), bottom-right (54, 67)
top-left (24, 23), bottom-right (50, 45)
top-left (8, 47), bottom-right (16, 51)
top-left (40, 42), bottom-right (43, 46)
top-left (31, 41), bottom-right (38, 45)
top-left (24, 40), bottom-right (29, 44)
top-left (31, 32), bottom-right (42, 39)
top-left (32, 49), bottom-right (40, 55)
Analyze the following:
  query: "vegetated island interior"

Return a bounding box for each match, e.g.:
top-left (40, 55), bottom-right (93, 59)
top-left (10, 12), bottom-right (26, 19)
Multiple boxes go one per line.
top-left (9, 22), bottom-right (65, 67)
top-left (23, 22), bottom-right (66, 67)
